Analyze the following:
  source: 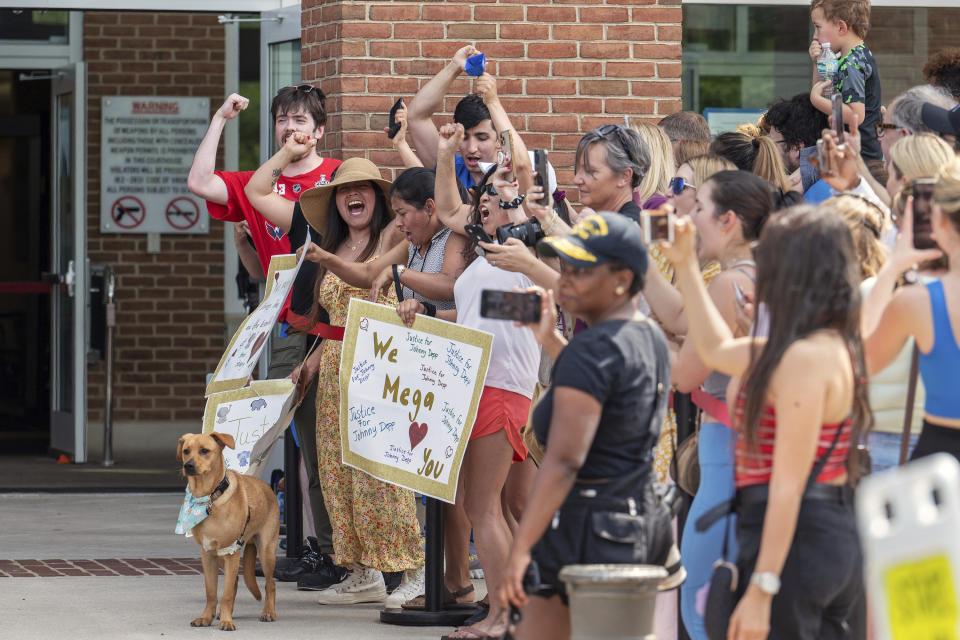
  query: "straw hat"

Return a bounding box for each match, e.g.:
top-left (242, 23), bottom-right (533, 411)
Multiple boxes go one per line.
top-left (298, 157), bottom-right (394, 232)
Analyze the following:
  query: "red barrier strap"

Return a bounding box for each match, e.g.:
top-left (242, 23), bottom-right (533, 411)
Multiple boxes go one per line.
top-left (690, 388), bottom-right (733, 429)
top-left (0, 282), bottom-right (51, 294)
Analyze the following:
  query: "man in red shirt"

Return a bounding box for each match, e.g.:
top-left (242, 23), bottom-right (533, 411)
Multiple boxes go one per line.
top-left (188, 86), bottom-right (344, 590)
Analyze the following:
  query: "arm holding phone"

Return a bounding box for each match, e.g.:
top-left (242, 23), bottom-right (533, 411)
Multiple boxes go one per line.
top-left (385, 99), bottom-right (423, 170)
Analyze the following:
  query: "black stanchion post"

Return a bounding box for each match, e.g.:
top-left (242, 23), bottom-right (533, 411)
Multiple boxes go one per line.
top-left (673, 391), bottom-right (697, 640)
top-left (284, 426), bottom-right (302, 558)
top-left (380, 497), bottom-right (475, 626)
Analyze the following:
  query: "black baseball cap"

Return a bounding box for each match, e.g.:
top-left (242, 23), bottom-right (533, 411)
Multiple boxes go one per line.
top-left (921, 102), bottom-right (960, 136)
top-left (538, 211), bottom-right (648, 275)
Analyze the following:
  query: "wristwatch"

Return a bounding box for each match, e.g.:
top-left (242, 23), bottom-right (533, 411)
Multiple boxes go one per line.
top-left (749, 572), bottom-right (781, 595)
top-left (395, 264), bottom-right (406, 279)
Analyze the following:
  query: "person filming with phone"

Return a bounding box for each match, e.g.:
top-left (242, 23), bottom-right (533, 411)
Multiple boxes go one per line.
top-left (499, 211), bottom-right (677, 640)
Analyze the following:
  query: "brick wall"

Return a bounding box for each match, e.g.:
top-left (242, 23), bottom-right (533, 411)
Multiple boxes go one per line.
top-left (300, 0), bottom-right (683, 196)
top-left (84, 12), bottom-right (226, 424)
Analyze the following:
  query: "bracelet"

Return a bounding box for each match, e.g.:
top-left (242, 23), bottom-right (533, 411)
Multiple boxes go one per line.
top-left (543, 211), bottom-right (562, 235)
top-left (421, 301), bottom-right (437, 317)
top-left (499, 194), bottom-right (526, 210)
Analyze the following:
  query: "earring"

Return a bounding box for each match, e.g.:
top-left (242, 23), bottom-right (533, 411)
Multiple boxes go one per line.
top-left (615, 285), bottom-right (626, 296)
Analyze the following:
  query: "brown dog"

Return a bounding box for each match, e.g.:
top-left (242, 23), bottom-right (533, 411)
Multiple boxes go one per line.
top-left (177, 432), bottom-right (280, 630)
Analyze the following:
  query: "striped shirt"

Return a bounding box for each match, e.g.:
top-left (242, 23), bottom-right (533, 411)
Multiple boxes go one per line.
top-left (404, 227), bottom-right (456, 311)
top-left (734, 400), bottom-right (852, 489)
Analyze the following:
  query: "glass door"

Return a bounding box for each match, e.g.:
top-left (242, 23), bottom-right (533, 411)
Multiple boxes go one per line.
top-left (259, 4), bottom-right (301, 163)
top-left (49, 62), bottom-right (87, 461)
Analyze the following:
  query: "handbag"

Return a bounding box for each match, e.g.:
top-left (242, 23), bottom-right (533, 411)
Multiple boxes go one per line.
top-left (700, 416), bottom-right (845, 640)
top-left (671, 426), bottom-right (700, 496)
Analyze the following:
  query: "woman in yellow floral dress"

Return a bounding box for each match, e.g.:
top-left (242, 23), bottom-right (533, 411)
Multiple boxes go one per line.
top-left (247, 144), bottom-right (425, 606)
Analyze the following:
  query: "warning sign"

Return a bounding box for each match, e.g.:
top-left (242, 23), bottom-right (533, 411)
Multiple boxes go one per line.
top-left (111, 196), bottom-right (146, 229)
top-left (99, 96), bottom-right (210, 234)
top-left (165, 197), bottom-right (200, 230)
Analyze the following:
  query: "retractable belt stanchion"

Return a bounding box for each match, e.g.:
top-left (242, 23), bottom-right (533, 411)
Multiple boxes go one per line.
top-left (673, 391), bottom-right (697, 640)
top-left (380, 497), bottom-right (475, 626)
top-left (284, 427), bottom-right (303, 559)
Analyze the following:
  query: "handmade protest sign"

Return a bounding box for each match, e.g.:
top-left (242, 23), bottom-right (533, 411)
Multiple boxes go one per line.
top-left (205, 231), bottom-right (309, 396)
top-left (202, 379), bottom-right (298, 477)
top-left (339, 299), bottom-right (492, 503)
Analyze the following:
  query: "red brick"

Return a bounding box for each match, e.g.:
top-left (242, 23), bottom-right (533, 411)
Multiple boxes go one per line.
top-left (632, 7), bottom-right (682, 23)
top-left (341, 59), bottom-right (391, 75)
top-left (475, 41), bottom-right (526, 58)
top-left (422, 41), bottom-right (469, 59)
top-left (369, 5), bottom-right (420, 21)
top-left (501, 23), bottom-right (548, 40)
top-left (607, 24), bottom-right (656, 41)
top-left (580, 7), bottom-right (630, 23)
top-left (633, 44), bottom-right (682, 61)
top-left (528, 116), bottom-right (580, 133)
top-left (499, 97), bottom-right (551, 113)
top-left (552, 61), bottom-right (603, 77)
top-left (631, 81), bottom-right (683, 97)
top-left (367, 76), bottom-right (420, 94)
top-left (448, 23), bottom-right (496, 39)
top-left (529, 43), bottom-right (577, 59)
top-left (422, 5), bottom-right (471, 21)
top-left (527, 79), bottom-right (577, 96)
top-left (580, 80), bottom-right (630, 96)
top-left (553, 98), bottom-right (604, 114)
top-left (394, 23), bottom-right (444, 40)
top-left (605, 99), bottom-right (656, 115)
top-left (580, 42), bottom-right (631, 60)
top-left (340, 23), bottom-right (392, 39)
top-left (497, 61), bottom-right (550, 77)
top-left (606, 62), bottom-right (657, 79)
top-left (369, 41), bottom-right (421, 58)
top-left (529, 6), bottom-right (576, 22)
top-left (474, 5), bottom-right (525, 21)
top-left (657, 25), bottom-right (682, 42)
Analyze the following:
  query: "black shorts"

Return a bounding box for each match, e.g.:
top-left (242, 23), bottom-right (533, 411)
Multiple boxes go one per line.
top-left (530, 486), bottom-right (672, 605)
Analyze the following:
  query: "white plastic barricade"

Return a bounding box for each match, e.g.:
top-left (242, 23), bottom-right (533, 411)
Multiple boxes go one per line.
top-left (856, 453), bottom-right (960, 640)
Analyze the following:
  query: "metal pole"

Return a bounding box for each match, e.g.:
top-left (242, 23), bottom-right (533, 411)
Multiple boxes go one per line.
top-left (102, 266), bottom-right (116, 467)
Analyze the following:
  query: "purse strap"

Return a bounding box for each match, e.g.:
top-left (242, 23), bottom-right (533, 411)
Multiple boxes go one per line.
top-left (899, 344), bottom-right (920, 466)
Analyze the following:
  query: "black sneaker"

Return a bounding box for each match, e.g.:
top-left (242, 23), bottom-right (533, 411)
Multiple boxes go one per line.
top-left (382, 570), bottom-right (403, 594)
top-left (275, 549), bottom-right (320, 582)
top-left (296, 554), bottom-right (348, 591)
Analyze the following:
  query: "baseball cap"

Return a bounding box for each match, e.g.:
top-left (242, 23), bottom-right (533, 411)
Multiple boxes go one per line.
top-left (921, 102), bottom-right (960, 136)
top-left (538, 211), bottom-right (648, 275)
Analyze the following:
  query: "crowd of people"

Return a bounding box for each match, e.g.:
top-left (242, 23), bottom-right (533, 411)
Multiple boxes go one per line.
top-left (187, 0), bottom-right (960, 637)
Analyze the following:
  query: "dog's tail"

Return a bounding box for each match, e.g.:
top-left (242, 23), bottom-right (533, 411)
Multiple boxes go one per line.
top-left (243, 542), bottom-right (262, 601)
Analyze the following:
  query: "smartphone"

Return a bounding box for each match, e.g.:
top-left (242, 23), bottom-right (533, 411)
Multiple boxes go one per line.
top-left (498, 130), bottom-right (515, 182)
top-left (913, 178), bottom-right (937, 250)
top-left (831, 94), bottom-right (845, 144)
top-left (641, 211), bottom-right (676, 244)
top-left (533, 149), bottom-right (549, 206)
top-left (480, 289), bottom-right (542, 323)
top-left (464, 223), bottom-right (494, 249)
top-left (817, 138), bottom-right (833, 176)
top-left (387, 98), bottom-right (404, 140)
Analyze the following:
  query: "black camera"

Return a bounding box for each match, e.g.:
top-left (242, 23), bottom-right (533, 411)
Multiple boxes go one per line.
top-left (495, 217), bottom-right (544, 247)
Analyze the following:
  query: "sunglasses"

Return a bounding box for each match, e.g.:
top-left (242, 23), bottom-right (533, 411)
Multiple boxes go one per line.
top-left (277, 84), bottom-right (318, 96)
top-left (874, 122), bottom-right (898, 138)
top-left (597, 124), bottom-right (635, 163)
top-left (668, 177), bottom-right (696, 195)
top-left (480, 183), bottom-right (497, 198)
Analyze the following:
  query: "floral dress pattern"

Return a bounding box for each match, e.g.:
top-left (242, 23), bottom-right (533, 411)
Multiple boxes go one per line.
top-left (649, 245), bottom-right (722, 483)
top-left (315, 267), bottom-right (424, 571)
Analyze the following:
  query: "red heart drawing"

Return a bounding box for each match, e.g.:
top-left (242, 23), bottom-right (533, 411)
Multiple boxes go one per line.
top-left (409, 422), bottom-right (428, 450)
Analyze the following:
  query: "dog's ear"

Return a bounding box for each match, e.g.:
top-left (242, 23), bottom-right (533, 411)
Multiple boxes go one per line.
top-left (176, 434), bottom-right (191, 462)
top-left (210, 432), bottom-right (236, 450)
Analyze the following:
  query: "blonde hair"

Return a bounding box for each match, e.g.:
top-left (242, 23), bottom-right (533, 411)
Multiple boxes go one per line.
top-left (709, 131), bottom-right (793, 193)
top-left (673, 139), bottom-right (710, 167)
top-left (824, 195), bottom-right (887, 279)
top-left (935, 156), bottom-right (960, 233)
top-left (888, 133), bottom-right (955, 182)
top-left (890, 134), bottom-right (956, 221)
top-left (684, 154), bottom-right (736, 190)
top-left (631, 121), bottom-right (676, 202)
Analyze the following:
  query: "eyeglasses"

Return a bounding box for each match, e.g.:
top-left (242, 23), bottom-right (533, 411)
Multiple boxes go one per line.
top-left (277, 84), bottom-right (318, 96)
top-left (480, 183), bottom-right (497, 198)
top-left (668, 177), bottom-right (696, 195)
top-left (874, 122), bottom-right (899, 139)
top-left (597, 124), bottom-right (635, 163)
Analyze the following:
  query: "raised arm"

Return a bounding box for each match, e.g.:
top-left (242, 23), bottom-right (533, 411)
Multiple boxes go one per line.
top-left (385, 100), bottom-right (424, 170)
top-left (475, 73), bottom-right (533, 196)
top-left (188, 93), bottom-right (249, 205)
top-left (434, 123), bottom-right (474, 235)
top-left (661, 218), bottom-right (760, 377)
top-left (406, 45), bottom-right (478, 169)
top-left (243, 133), bottom-right (316, 233)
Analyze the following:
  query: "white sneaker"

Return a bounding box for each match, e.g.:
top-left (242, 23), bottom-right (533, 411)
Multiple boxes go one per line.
top-left (316, 565), bottom-right (386, 605)
top-left (383, 566), bottom-right (426, 609)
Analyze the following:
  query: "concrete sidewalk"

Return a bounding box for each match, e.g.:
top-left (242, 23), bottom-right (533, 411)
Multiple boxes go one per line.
top-left (0, 493), bottom-right (475, 640)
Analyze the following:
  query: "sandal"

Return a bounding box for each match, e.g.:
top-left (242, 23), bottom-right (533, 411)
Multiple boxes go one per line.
top-left (440, 625), bottom-right (491, 640)
top-left (401, 583), bottom-right (476, 610)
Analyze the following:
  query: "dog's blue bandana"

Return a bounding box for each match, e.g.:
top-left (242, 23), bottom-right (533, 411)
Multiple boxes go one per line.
top-left (175, 487), bottom-right (211, 536)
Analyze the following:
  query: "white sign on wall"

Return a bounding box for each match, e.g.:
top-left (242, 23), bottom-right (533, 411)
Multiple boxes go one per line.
top-left (99, 96), bottom-right (209, 234)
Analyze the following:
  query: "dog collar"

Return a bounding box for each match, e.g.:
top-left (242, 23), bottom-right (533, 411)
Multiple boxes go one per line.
top-left (208, 474), bottom-right (230, 508)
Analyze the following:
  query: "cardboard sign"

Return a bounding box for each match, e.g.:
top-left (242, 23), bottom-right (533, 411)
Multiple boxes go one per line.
top-left (202, 379), bottom-right (298, 477)
top-left (338, 299), bottom-right (493, 503)
top-left (205, 236), bottom-right (308, 396)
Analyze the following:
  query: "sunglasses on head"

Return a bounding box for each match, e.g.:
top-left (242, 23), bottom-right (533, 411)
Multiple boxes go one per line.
top-left (668, 177), bottom-right (695, 195)
top-left (597, 123), bottom-right (635, 163)
top-left (277, 84), bottom-right (318, 96)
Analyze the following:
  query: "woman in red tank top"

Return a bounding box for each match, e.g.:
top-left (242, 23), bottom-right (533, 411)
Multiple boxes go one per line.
top-left (661, 205), bottom-right (871, 640)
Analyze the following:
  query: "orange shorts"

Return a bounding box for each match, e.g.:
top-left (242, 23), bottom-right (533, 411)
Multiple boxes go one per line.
top-left (470, 386), bottom-right (531, 463)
